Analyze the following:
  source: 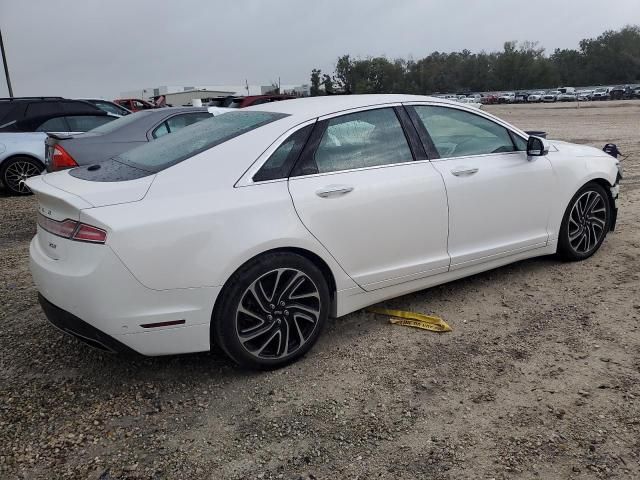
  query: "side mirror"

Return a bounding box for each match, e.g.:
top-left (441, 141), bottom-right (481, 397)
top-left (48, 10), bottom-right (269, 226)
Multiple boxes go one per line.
top-left (527, 136), bottom-right (549, 157)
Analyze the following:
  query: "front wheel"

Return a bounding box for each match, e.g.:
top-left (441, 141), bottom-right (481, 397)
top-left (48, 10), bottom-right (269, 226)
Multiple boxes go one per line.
top-left (213, 253), bottom-right (330, 369)
top-left (1, 156), bottom-right (44, 195)
top-left (557, 183), bottom-right (611, 261)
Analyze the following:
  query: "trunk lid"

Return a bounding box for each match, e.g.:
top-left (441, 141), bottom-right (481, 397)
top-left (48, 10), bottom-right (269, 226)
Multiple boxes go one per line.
top-left (39, 169), bottom-right (155, 208)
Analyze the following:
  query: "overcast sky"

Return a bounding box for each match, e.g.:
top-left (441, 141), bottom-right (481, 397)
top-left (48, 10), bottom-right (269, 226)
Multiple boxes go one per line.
top-left (1, 0), bottom-right (639, 98)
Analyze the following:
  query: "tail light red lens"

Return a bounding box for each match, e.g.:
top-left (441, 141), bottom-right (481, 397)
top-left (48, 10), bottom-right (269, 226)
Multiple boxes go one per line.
top-left (51, 145), bottom-right (78, 171)
top-left (37, 213), bottom-right (107, 244)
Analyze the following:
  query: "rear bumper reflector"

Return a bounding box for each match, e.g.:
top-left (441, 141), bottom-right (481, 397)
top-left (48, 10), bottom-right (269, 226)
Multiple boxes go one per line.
top-left (140, 319), bottom-right (186, 329)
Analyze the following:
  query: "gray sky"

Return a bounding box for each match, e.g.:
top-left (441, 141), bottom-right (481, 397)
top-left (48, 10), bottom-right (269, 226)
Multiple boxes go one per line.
top-left (1, 0), bottom-right (639, 98)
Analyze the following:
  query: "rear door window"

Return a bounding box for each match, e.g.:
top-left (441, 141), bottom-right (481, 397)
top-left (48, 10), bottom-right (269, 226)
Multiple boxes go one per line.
top-left (152, 122), bottom-right (170, 139)
top-left (294, 108), bottom-right (413, 175)
top-left (35, 117), bottom-right (69, 132)
top-left (65, 115), bottom-right (114, 132)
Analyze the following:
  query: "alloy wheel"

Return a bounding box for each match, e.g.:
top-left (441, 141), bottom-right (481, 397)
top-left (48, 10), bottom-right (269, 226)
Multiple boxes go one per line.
top-left (4, 160), bottom-right (42, 194)
top-left (235, 268), bottom-right (321, 360)
top-left (567, 190), bottom-right (608, 254)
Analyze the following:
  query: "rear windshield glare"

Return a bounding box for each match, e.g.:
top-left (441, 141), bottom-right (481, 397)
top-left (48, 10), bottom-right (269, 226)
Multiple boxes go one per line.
top-left (115, 111), bottom-right (288, 172)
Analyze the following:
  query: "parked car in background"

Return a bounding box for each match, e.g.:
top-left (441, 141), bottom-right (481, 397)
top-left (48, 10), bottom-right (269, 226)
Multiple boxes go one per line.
top-left (498, 92), bottom-right (515, 103)
top-left (27, 94), bottom-right (621, 368)
top-left (0, 111), bottom-right (118, 195)
top-left (592, 87), bottom-right (610, 100)
top-left (45, 107), bottom-right (231, 172)
top-left (0, 97), bottom-right (104, 126)
top-left (542, 91), bottom-right (560, 102)
top-left (577, 90), bottom-right (594, 101)
top-left (82, 99), bottom-right (131, 116)
top-left (608, 86), bottom-right (625, 100)
top-left (480, 94), bottom-right (499, 105)
top-left (113, 98), bottom-right (157, 112)
top-left (526, 91), bottom-right (546, 103)
top-left (633, 86), bottom-right (640, 99)
top-left (514, 92), bottom-right (529, 103)
top-left (557, 92), bottom-right (577, 102)
top-left (208, 95), bottom-right (295, 109)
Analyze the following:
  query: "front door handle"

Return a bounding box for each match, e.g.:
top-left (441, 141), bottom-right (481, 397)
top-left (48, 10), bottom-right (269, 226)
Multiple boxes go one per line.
top-left (451, 167), bottom-right (479, 177)
top-left (316, 185), bottom-right (354, 198)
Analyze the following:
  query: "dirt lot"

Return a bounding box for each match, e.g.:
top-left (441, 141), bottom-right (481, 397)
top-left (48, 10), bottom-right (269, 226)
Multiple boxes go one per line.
top-left (1, 101), bottom-right (639, 480)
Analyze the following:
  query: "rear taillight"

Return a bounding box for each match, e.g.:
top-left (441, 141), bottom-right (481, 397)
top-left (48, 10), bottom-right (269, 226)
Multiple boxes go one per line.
top-left (51, 145), bottom-right (78, 171)
top-left (37, 213), bottom-right (107, 244)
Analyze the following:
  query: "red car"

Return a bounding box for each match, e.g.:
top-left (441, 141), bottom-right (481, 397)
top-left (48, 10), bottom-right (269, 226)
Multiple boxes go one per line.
top-left (113, 98), bottom-right (156, 112)
top-left (208, 94), bottom-right (295, 108)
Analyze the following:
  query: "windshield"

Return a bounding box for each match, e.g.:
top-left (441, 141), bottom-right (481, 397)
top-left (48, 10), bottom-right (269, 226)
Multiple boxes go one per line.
top-left (114, 110), bottom-right (288, 172)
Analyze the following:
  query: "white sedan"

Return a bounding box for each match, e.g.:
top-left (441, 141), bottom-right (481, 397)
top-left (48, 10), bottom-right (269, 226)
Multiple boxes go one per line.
top-left (27, 95), bottom-right (621, 369)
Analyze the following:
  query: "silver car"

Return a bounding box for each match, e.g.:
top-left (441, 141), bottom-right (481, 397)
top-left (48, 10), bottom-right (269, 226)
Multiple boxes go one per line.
top-left (45, 107), bottom-right (230, 172)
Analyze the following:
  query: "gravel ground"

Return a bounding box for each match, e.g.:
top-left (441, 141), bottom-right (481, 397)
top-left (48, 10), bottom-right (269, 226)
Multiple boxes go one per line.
top-left (1, 101), bottom-right (639, 480)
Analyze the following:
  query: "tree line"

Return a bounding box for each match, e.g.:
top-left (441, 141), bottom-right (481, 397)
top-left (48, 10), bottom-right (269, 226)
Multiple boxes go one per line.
top-left (310, 25), bottom-right (640, 95)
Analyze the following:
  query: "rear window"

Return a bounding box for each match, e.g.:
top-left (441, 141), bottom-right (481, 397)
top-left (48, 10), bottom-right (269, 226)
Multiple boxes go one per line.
top-left (115, 110), bottom-right (288, 172)
top-left (88, 110), bottom-right (149, 134)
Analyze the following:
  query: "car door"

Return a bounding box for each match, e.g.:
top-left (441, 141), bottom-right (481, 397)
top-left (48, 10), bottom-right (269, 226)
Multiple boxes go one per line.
top-left (407, 104), bottom-right (554, 270)
top-left (288, 106), bottom-right (450, 291)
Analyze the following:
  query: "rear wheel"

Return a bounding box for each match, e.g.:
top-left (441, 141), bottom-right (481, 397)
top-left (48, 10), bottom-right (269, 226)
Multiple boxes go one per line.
top-left (1, 156), bottom-right (43, 195)
top-left (558, 183), bottom-right (611, 261)
top-left (213, 252), bottom-right (330, 369)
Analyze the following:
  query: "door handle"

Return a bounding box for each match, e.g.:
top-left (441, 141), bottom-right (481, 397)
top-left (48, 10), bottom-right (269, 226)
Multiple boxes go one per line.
top-left (315, 185), bottom-right (354, 198)
top-left (451, 167), bottom-right (479, 177)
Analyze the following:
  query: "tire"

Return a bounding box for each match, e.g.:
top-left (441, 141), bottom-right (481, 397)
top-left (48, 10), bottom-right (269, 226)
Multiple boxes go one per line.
top-left (1, 156), bottom-right (44, 195)
top-left (557, 182), bottom-right (611, 261)
top-left (213, 252), bottom-right (330, 369)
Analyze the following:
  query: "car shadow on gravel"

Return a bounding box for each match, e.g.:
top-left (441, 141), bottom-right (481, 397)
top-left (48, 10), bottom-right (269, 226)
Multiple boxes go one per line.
top-left (42, 254), bottom-right (563, 383)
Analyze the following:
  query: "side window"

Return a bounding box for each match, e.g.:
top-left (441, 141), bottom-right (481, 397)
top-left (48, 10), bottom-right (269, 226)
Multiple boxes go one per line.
top-left (412, 106), bottom-right (516, 158)
top-left (298, 108), bottom-right (412, 175)
top-left (25, 102), bottom-right (61, 117)
top-left (65, 115), bottom-right (113, 132)
top-left (93, 101), bottom-right (125, 115)
top-left (35, 117), bottom-right (69, 132)
top-left (166, 113), bottom-right (212, 132)
top-left (254, 124), bottom-right (313, 182)
top-left (152, 122), bottom-right (170, 139)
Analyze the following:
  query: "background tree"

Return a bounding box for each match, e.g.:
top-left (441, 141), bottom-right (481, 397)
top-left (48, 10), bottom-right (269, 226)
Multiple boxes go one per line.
top-left (310, 25), bottom-right (640, 94)
top-left (310, 69), bottom-right (322, 96)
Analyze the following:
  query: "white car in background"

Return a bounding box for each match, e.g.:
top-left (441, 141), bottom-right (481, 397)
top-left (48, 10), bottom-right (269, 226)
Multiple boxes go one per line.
top-left (526, 91), bottom-right (546, 102)
top-left (28, 94), bottom-right (621, 369)
top-left (557, 92), bottom-right (577, 102)
top-left (577, 90), bottom-right (594, 101)
top-left (542, 91), bottom-right (560, 102)
top-left (592, 87), bottom-right (610, 100)
top-left (498, 92), bottom-right (515, 103)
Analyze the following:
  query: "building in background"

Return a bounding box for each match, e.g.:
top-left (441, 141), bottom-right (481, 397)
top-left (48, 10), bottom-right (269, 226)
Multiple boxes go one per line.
top-left (120, 84), bottom-right (310, 103)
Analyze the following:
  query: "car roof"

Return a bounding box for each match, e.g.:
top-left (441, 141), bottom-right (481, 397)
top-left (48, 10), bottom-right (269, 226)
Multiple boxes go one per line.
top-left (245, 94), bottom-right (459, 119)
top-left (1, 110), bottom-right (110, 132)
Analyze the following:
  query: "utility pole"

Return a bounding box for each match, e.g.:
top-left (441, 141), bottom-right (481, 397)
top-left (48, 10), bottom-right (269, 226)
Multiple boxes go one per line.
top-left (0, 28), bottom-right (14, 97)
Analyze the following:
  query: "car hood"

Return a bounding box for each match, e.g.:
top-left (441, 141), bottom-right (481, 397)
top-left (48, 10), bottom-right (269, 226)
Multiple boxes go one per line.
top-left (548, 140), bottom-right (612, 159)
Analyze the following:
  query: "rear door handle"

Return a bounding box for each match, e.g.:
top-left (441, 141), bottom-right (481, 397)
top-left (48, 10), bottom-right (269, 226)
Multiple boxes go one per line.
top-left (315, 185), bottom-right (354, 198)
top-left (451, 167), bottom-right (479, 177)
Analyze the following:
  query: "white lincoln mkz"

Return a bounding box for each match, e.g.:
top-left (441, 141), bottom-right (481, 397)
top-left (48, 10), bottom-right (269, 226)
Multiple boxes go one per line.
top-left (28, 95), bottom-right (621, 369)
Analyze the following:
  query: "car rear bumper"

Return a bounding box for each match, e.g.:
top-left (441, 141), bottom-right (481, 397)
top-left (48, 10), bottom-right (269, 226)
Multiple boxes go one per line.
top-left (30, 236), bottom-right (220, 356)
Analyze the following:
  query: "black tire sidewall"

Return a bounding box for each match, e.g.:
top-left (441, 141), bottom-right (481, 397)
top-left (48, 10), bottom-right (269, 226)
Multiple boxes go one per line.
top-left (1, 156), bottom-right (43, 196)
top-left (558, 182), bottom-right (611, 261)
top-left (212, 252), bottom-right (330, 370)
